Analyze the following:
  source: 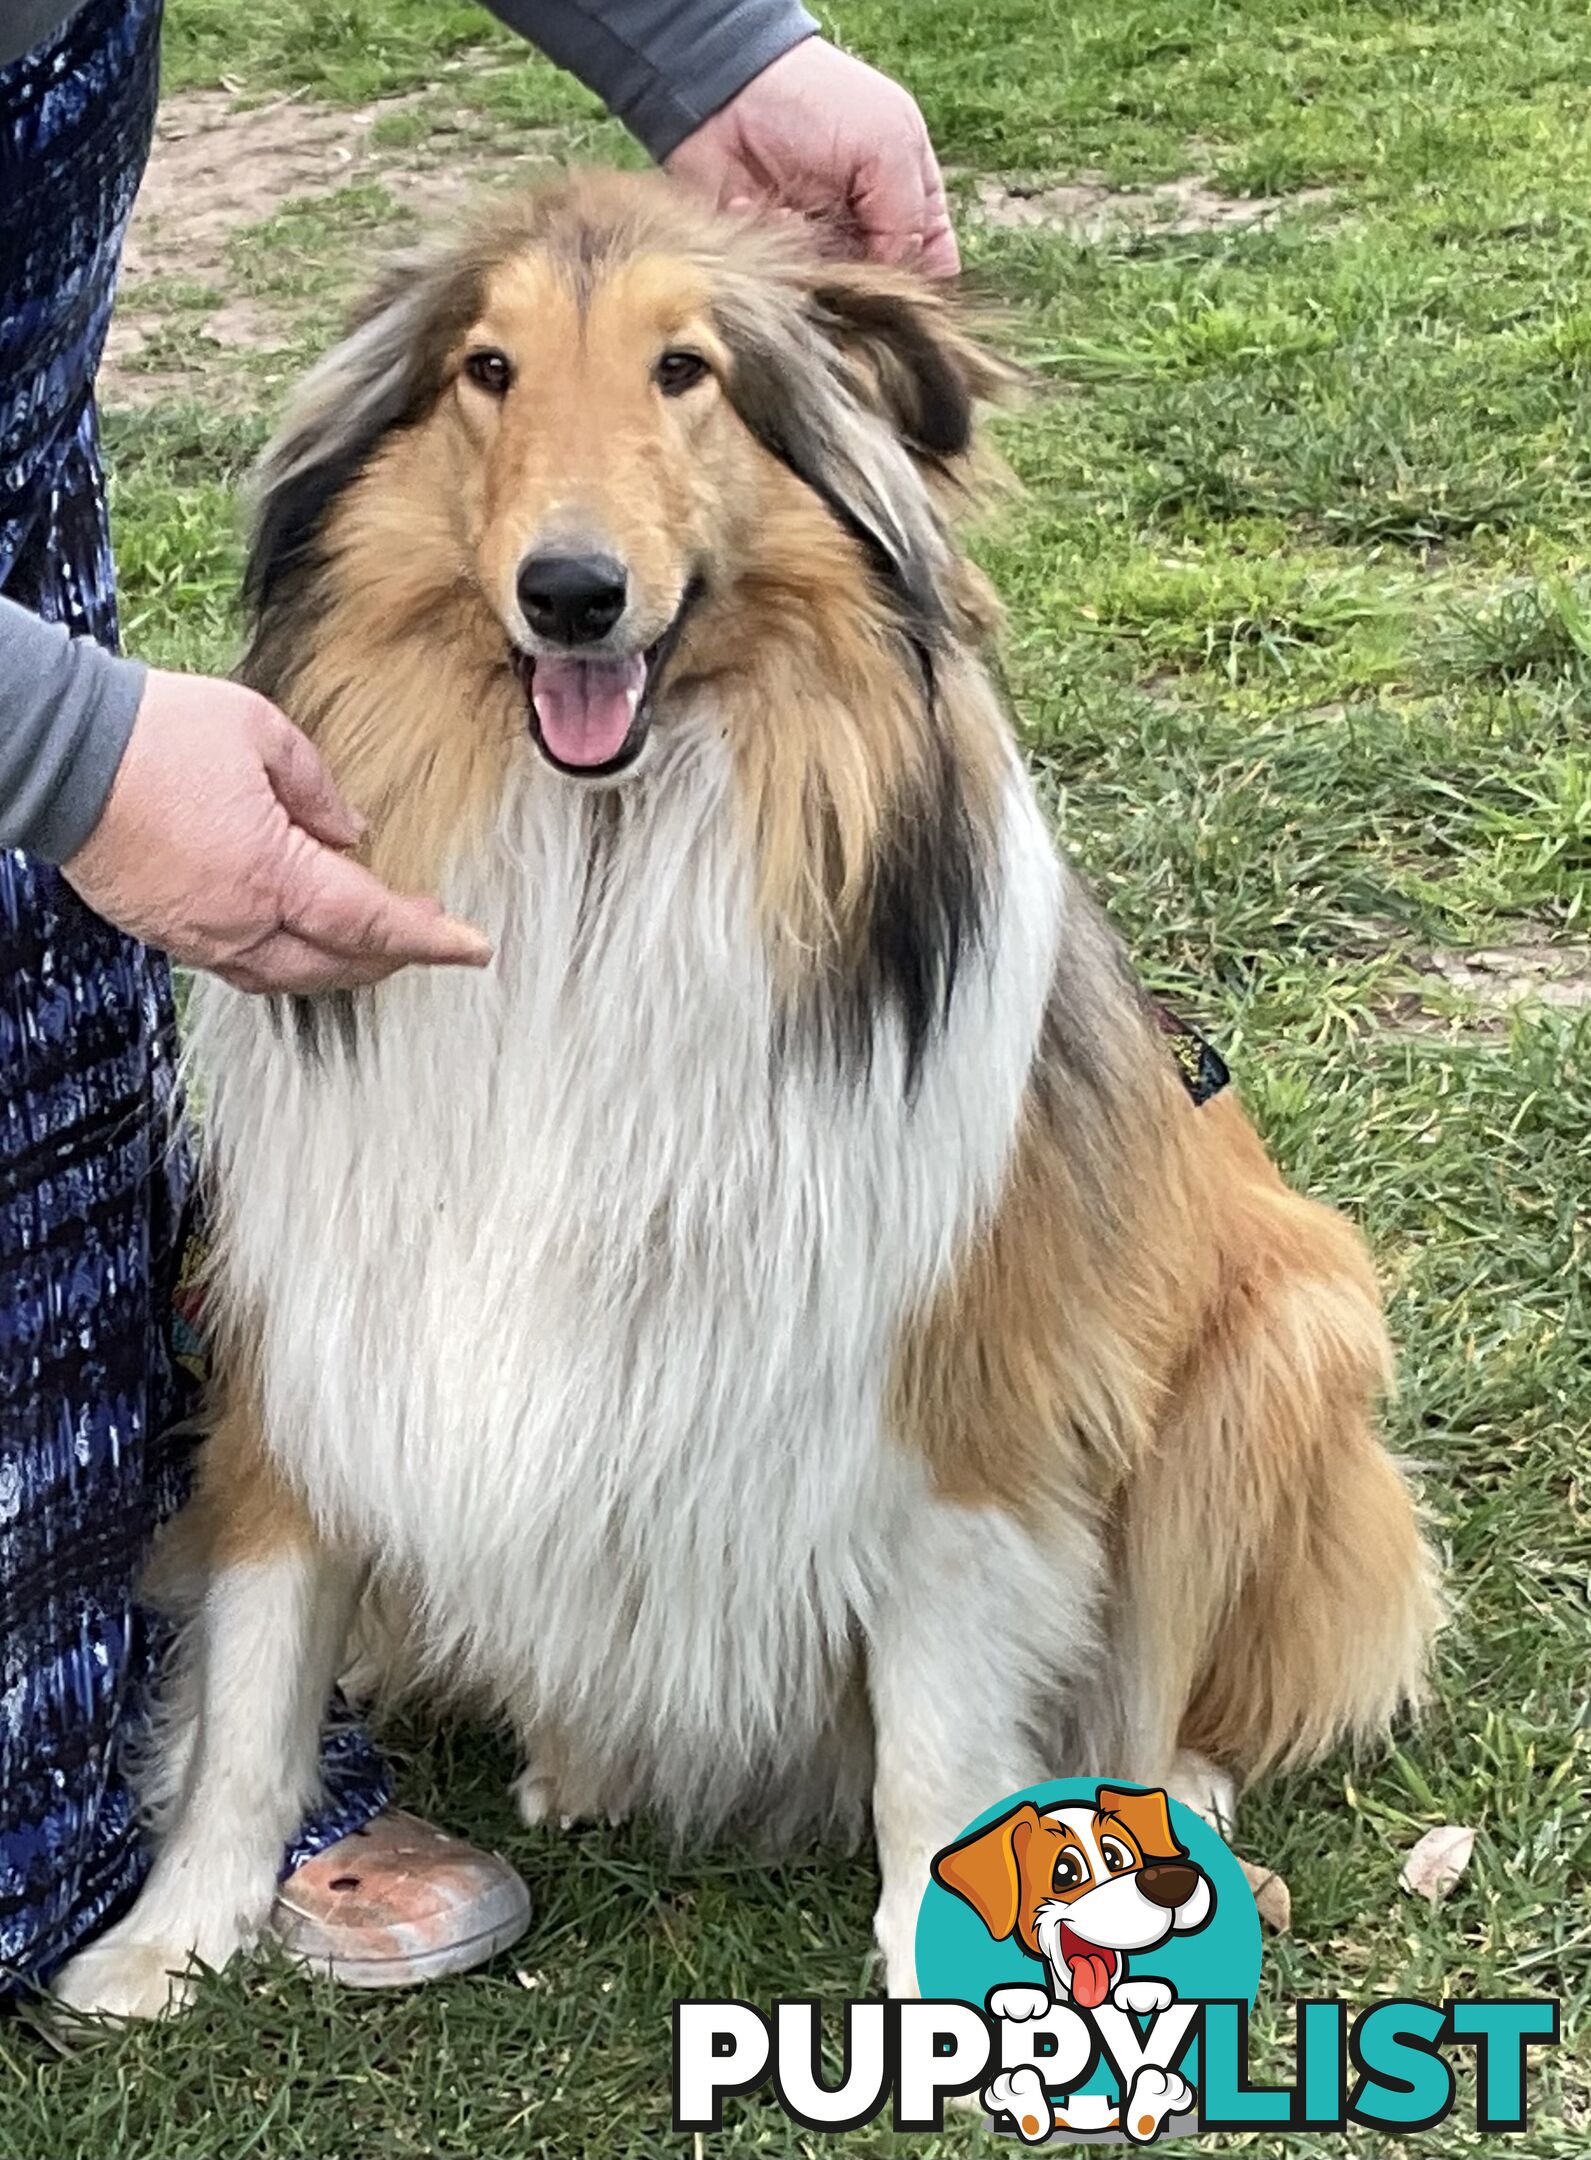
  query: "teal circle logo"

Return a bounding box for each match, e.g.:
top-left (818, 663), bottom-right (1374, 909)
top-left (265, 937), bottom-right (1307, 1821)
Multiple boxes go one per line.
top-left (915, 1780), bottom-right (1261, 2141)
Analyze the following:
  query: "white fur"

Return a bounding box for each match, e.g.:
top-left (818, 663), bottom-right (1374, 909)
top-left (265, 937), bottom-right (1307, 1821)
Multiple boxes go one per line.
top-left (871, 1501), bottom-right (1096, 1992)
top-left (200, 706), bottom-right (1061, 1785)
top-left (51, 702), bottom-right (1096, 2016)
top-left (54, 1546), bottom-right (357, 2018)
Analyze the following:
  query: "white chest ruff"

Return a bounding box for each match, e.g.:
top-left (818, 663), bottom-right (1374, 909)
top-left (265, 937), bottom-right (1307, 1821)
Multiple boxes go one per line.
top-left (189, 730), bottom-right (1062, 1808)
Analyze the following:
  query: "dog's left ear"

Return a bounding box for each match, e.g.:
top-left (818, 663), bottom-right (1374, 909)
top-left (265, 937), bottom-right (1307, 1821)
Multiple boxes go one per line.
top-left (1096, 1785), bottom-right (1186, 1864)
top-left (716, 263), bottom-right (1008, 635)
top-left (808, 264), bottom-right (1014, 470)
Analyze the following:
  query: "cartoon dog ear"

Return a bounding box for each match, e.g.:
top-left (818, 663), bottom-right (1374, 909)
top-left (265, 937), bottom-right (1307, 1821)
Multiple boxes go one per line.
top-left (1095, 1786), bottom-right (1186, 1864)
top-left (930, 1803), bottom-right (1041, 1942)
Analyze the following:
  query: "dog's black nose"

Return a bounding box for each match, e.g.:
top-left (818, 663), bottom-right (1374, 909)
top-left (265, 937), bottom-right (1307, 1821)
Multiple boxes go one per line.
top-left (1136, 1862), bottom-right (1200, 1910)
top-left (517, 551), bottom-right (628, 646)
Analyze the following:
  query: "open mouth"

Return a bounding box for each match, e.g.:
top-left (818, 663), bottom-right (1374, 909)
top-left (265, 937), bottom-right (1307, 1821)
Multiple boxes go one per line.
top-left (1058, 1923), bottom-right (1120, 2010)
top-left (512, 580), bottom-right (702, 778)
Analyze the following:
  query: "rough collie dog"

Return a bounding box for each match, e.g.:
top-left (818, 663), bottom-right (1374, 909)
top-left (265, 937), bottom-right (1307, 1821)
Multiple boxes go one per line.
top-left (56, 173), bottom-right (1438, 2019)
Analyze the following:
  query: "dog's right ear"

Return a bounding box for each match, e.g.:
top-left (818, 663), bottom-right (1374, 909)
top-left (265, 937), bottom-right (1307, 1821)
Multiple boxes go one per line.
top-left (931, 1803), bottom-right (1041, 1943)
top-left (245, 246), bottom-right (483, 619)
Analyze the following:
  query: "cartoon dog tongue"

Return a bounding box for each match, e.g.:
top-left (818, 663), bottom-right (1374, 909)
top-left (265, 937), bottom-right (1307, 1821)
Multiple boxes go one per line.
top-left (1059, 1924), bottom-right (1117, 2009)
top-left (531, 652), bottom-right (645, 768)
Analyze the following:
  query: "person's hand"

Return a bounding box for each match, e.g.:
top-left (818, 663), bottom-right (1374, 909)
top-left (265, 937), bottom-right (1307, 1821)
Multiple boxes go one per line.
top-left (666, 37), bottom-right (958, 277)
top-left (61, 668), bottom-right (491, 994)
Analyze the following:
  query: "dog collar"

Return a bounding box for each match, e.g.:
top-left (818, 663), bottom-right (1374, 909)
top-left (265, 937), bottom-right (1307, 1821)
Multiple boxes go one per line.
top-left (1149, 998), bottom-right (1230, 1107)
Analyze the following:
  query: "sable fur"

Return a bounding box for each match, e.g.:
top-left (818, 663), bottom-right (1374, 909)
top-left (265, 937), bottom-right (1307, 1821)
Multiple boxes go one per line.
top-left (53, 171), bottom-right (1439, 2022)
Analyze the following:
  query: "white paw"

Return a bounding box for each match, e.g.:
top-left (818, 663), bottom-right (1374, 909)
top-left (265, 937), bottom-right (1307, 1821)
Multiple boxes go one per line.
top-left (51, 1878), bottom-right (265, 2024)
top-left (1123, 2064), bottom-right (1194, 2143)
top-left (984, 2066), bottom-right (1052, 2143)
top-left (1168, 1751), bottom-right (1236, 1840)
top-left (1112, 1976), bottom-right (1175, 2017)
top-left (52, 1932), bottom-right (204, 2022)
top-left (988, 1982), bottom-right (1053, 2022)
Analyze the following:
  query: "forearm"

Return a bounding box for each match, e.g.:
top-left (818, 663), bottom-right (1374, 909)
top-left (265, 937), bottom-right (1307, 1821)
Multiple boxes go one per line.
top-left (479, 0), bottom-right (817, 158)
top-left (0, 597), bottom-right (144, 861)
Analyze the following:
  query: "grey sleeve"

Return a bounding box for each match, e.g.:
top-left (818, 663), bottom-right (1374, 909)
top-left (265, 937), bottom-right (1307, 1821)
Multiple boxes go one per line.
top-left (0, 597), bottom-right (145, 862)
top-left (479, 0), bottom-right (818, 160)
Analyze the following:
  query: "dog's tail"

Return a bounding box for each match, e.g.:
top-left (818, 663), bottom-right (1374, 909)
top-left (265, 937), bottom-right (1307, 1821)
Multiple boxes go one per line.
top-left (1118, 1108), bottom-right (1442, 1785)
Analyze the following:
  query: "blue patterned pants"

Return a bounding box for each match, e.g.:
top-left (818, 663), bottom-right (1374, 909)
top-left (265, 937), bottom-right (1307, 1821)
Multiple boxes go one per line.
top-left (0, 0), bottom-right (387, 1997)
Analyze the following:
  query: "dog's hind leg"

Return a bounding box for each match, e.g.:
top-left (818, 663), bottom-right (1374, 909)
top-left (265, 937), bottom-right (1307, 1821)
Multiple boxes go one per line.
top-left (1113, 1190), bottom-right (1440, 1798)
top-left (866, 1496), bottom-right (1099, 1998)
top-left (53, 1404), bottom-right (362, 2021)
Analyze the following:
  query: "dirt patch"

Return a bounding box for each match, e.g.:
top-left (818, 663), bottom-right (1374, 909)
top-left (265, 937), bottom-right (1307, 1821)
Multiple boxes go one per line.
top-left (1419, 942), bottom-right (1591, 1011)
top-left (120, 91), bottom-right (394, 283)
top-left (199, 296), bottom-right (285, 352)
top-left (972, 172), bottom-right (1332, 242)
top-left (103, 86), bottom-right (568, 401)
top-left (1384, 933), bottom-right (1591, 1035)
top-left (121, 85), bottom-right (566, 279)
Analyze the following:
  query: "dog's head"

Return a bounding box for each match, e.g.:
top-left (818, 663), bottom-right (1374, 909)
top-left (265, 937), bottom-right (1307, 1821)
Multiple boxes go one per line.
top-left (931, 1786), bottom-right (1213, 2008)
top-left (246, 169), bottom-right (1009, 787)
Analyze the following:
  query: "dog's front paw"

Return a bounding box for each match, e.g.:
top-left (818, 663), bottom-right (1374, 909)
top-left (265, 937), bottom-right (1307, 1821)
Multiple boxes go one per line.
top-left (52, 1930), bottom-right (205, 2023)
top-left (51, 1885), bottom-right (263, 2024)
top-left (988, 1983), bottom-right (1052, 2023)
top-left (1123, 2064), bottom-right (1194, 2144)
top-left (1112, 1976), bottom-right (1175, 2017)
top-left (984, 2066), bottom-right (1052, 2143)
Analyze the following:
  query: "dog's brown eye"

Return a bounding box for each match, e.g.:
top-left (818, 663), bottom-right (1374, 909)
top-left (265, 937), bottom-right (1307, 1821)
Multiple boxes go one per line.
top-left (654, 349), bottom-right (710, 397)
top-left (1052, 1849), bottom-right (1086, 1891)
top-left (464, 348), bottom-right (514, 396)
top-left (1100, 1837), bottom-right (1135, 1874)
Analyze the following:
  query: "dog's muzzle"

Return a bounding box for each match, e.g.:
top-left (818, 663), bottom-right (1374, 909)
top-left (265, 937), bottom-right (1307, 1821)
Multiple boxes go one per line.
top-left (513, 577), bottom-right (704, 779)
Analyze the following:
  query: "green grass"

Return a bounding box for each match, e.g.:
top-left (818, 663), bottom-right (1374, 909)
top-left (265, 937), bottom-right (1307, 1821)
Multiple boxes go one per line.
top-left (7, 0), bottom-right (1588, 2152)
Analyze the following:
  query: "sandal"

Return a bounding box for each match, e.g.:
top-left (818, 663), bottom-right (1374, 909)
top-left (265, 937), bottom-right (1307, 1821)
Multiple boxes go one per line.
top-left (271, 1809), bottom-right (530, 1989)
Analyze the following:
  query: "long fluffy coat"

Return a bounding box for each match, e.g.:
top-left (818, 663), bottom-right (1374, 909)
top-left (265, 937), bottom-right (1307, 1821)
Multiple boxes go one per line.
top-left (53, 175), bottom-right (1438, 2021)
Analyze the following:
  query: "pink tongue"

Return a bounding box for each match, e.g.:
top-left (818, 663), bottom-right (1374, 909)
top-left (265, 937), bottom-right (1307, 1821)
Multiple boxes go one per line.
top-left (1068, 1944), bottom-right (1116, 2010)
top-left (531, 653), bottom-right (646, 767)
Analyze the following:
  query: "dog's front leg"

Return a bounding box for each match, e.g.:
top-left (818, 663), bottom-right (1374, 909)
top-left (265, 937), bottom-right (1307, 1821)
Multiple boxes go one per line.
top-left (867, 1502), bottom-right (1070, 1998)
top-left (54, 1443), bottom-right (360, 2021)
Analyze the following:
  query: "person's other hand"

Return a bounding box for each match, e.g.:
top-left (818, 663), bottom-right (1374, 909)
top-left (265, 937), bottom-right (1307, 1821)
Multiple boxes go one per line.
top-left (62, 668), bottom-right (491, 994)
top-left (666, 37), bottom-right (958, 277)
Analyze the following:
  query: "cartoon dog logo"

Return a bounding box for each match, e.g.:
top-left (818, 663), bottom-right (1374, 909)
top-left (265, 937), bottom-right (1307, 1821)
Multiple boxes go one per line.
top-left (931, 1785), bottom-right (1213, 2143)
